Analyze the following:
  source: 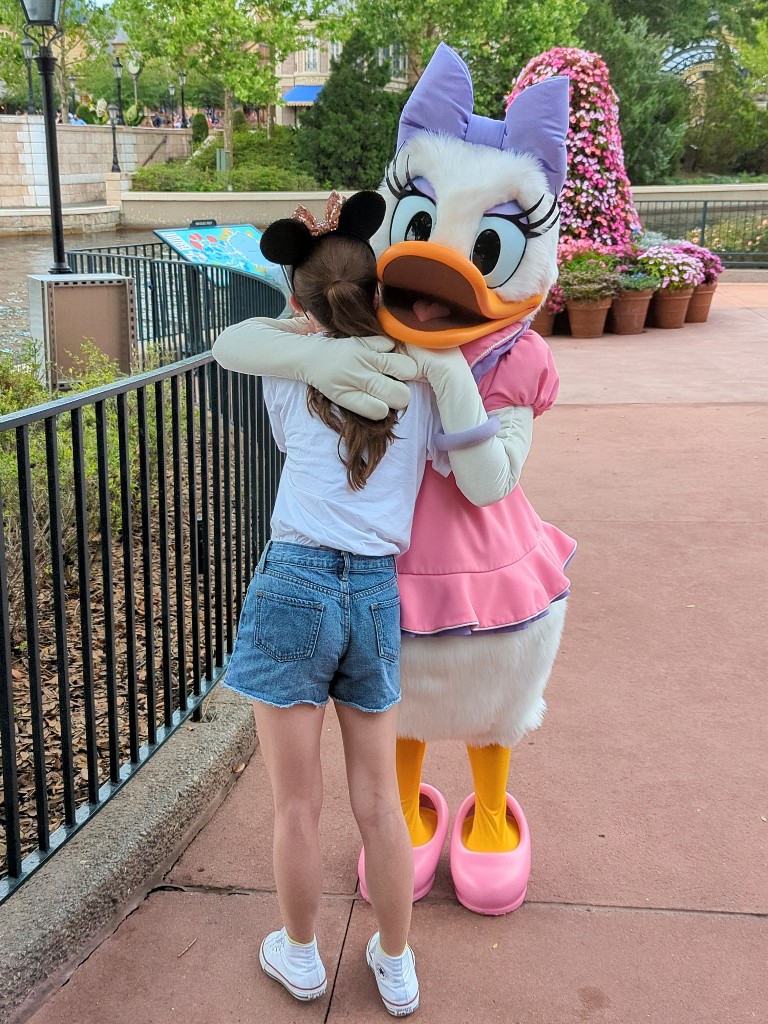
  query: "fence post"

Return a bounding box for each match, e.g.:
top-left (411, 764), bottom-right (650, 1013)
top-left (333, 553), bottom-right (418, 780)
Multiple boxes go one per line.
top-left (699, 201), bottom-right (708, 247)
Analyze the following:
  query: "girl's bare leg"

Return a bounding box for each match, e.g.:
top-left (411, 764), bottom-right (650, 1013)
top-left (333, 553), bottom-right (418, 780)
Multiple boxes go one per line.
top-left (335, 704), bottom-right (413, 955)
top-left (253, 702), bottom-right (326, 943)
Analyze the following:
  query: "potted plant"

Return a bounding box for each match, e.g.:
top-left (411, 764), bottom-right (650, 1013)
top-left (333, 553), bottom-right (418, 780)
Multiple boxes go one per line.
top-left (608, 268), bottom-right (660, 335)
top-left (559, 260), bottom-right (622, 338)
top-left (669, 242), bottom-right (724, 323)
top-left (530, 284), bottom-right (564, 336)
top-left (636, 247), bottom-right (705, 329)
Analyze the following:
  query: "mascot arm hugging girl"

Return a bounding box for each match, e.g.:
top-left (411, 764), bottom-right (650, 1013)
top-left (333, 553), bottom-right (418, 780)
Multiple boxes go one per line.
top-left (213, 43), bottom-right (576, 916)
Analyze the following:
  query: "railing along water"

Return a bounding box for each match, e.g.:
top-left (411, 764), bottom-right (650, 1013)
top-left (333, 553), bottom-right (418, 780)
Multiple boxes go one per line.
top-left (67, 243), bottom-right (287, 369)
top-left (0, 356), bottom-right (284, 901)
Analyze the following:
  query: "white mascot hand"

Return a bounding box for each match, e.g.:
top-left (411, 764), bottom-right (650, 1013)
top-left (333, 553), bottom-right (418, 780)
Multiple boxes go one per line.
top-left (212, 316), bottom-right (418, 420)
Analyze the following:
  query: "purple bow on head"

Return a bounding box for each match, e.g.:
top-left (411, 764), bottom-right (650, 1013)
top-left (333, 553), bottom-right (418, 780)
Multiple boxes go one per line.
top-left (398, 43), bottom-right (570, 197)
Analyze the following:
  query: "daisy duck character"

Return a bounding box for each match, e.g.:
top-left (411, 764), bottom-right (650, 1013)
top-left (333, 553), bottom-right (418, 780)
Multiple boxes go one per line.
top-left (214, 43), bottom-right (575, 916)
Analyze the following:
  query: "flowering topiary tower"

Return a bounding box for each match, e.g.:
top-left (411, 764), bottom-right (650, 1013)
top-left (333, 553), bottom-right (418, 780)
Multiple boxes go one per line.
top-left (507, 48), bottom-right (641, 249)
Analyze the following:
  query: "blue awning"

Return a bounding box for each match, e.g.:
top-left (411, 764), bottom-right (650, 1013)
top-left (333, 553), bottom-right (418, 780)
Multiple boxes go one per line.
top-left (282, 85), bottom-right (323, 105)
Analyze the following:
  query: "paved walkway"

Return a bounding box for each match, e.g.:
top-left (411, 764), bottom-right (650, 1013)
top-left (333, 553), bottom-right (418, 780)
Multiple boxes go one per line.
top-left (24, 284), bottom-right (768, 1023)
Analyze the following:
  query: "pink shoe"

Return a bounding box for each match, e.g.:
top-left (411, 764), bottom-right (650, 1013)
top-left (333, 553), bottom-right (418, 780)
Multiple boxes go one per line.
top-left (449, 792), bottom-right (531, 915)
top-left (358, 783), bottom-right (449, 903)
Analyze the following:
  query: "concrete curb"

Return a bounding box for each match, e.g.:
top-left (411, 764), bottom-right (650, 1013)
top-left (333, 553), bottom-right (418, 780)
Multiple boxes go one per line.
top-left (0, 686), bottom-right (256, 1024)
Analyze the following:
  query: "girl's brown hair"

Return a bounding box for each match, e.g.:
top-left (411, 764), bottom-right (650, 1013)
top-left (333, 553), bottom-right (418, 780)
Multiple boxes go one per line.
top-left (292, 234), bottom-right (399, 491)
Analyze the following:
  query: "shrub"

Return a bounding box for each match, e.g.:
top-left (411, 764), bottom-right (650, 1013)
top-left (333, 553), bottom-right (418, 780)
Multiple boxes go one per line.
top-left (229, 164), bottom-right (320, 191)
top-left (191, 111), bottom-right (209, 148)
top-left (131, 160), bottom-right (211, 192)
top-left (232, 108), bottom-right (247, 131)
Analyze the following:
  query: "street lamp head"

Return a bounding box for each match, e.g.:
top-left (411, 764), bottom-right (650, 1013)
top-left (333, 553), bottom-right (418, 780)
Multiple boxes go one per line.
top-left (108, 102), bottom-right (118, 123)
top-left (18, 0), bottom-right (62, 27)
top-left (178, 70), bottom-right (186, 87)
top-left (168, 82), bottom-right (176, 97)
top-left (21, 35), bottom-right (35, 61)
top-left (112, 56), bottom-right (123, 80)
top-left (67, 73), bottom-right (75, 89)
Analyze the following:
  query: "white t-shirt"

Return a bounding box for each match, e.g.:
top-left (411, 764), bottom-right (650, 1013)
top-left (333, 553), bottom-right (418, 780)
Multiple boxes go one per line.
top-left (262, 377), bottom-right (439, 556)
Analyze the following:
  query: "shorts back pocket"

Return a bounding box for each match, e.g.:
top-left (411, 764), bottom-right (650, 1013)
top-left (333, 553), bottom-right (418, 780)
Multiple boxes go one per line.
top-left (255, 590), bottom-right (324, 662)
top-left (371, 596), bottom-right (401, 664)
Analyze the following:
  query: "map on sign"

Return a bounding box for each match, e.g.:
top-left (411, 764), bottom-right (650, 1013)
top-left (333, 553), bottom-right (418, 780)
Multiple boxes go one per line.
top-left (155, 225), bottom-right (288, 293)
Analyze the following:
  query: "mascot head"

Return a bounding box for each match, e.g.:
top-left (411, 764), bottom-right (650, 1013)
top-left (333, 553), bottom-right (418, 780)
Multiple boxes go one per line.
top-left (375, 43), bottom-right (570, 349)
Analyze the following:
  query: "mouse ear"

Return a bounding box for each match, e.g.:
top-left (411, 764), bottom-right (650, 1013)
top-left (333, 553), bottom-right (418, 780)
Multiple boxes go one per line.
top-left (259, 219), bottom-right (314, 266)
top-left (337, 191), bottom-right (386, 241)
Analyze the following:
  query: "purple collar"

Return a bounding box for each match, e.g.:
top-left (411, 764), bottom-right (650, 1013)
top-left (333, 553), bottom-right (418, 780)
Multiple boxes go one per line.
top-left (461, 321), bottom-right (531, 383)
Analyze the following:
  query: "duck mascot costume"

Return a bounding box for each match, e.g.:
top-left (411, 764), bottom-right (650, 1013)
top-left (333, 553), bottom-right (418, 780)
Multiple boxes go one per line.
top-left (213, 43), bottom-right (574, 915)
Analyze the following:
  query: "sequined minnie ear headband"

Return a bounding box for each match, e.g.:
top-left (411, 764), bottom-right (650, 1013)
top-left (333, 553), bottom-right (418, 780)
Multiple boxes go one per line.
top-left (259, 190), bottom-right (386, 278)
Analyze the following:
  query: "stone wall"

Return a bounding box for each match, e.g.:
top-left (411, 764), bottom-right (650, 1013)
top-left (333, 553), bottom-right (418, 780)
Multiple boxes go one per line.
top-left (0, 116), bottom-right (190, 209)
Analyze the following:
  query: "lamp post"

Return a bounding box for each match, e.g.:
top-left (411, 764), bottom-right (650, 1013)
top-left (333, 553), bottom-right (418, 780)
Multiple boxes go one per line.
top-left (108, 102), bottom-right (121, 173)
top-left (126, 58), bottom-right (141, 111)
top-left (111, 55), bottom-right (124, 124)
top-left (178, 70), bottom-right (186, 128)
top-left (18, 0), bottom-right (71, 274)
top-left (168, 81), bottom-right (175, 124)
top-left (21, 36), bottom-right (36, 115)
top-left (67, 72), bottom-right (76, 113)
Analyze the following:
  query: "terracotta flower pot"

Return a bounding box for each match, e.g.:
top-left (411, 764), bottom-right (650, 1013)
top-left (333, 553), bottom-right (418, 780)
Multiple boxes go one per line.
top-left (565, 298), bottom-right (612, 339)
top-left (647, 287), bottom-right (694, 329)
top-left (530, 308), bottom-right (555, 336)
top-left (608, 288), bottom-right (654, 335)
top-left (685, 281), bottom-right (717, 323)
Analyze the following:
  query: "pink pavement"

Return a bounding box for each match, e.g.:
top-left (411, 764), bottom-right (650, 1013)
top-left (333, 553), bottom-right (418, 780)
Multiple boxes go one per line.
top-left (23, 282), bottom-right (768, 1024)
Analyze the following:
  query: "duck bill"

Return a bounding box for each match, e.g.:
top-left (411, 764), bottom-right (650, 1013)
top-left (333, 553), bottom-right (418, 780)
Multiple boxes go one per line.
top-left (377, 241), bottom-right (543, 349)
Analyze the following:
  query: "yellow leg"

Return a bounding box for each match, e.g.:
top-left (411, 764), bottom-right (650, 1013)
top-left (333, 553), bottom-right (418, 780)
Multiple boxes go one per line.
top-left (396, 737), bottom-right (437, 846)
top-left (463, 745), bottom-right (520, 853)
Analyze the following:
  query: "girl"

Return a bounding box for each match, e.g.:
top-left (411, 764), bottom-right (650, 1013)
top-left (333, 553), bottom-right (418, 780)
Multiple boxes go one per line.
top-left (214, 191), bottom-right (494, 1016)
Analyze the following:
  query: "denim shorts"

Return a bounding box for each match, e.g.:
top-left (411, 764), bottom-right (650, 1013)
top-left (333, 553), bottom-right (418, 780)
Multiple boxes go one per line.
top-left (222, 540), bottom-right (402, 712)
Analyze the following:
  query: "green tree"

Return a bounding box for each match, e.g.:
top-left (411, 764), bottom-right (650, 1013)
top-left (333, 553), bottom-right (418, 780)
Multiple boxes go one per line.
top-left (578, 0), bottom-right (690, 183)
top-left (0, 0), bottom-right (113, 116)
top-left (608, 0), bottom-right (764, 48)
top-left (322, 0), bottom-right (586, 116)
top-left (296, 31), bottom-right (405, 189)
top-left (686, 41), bottom-right (760, 172)
top-left (111, 0), bottom-right (307, 167)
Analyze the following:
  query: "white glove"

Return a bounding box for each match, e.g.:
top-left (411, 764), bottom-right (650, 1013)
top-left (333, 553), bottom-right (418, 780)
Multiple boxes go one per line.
top-left (404, 345), bottom-right (490, 437)
top-left (212, 317), bottom-right (418, 420)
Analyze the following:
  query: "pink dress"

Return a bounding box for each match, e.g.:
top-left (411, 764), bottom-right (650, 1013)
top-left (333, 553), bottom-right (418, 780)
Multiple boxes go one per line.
top-left (396, 325), bottom-right (576, 636)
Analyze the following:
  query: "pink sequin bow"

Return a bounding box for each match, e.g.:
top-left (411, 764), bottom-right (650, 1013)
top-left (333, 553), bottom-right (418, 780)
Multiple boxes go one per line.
top-left (292, 190), bottom-right (345, 236)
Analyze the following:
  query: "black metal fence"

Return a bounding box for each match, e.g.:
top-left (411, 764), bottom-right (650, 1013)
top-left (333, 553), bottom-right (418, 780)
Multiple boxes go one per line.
top-left (635, 199), bottom-right (768, 267)
top-left (67, 243), bottom-right (287, 369)
top-left (0, 355), bottom-right (283, 901)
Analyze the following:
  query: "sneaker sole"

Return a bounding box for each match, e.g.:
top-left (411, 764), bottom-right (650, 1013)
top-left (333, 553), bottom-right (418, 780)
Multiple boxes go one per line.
top-left (259, 945), bottom-right (327, 1001)
top-left (366, 945), bottom-right (420, 1016)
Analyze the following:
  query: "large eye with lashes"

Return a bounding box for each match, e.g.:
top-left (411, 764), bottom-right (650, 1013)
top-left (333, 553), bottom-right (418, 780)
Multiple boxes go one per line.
top-left (390, 195), bottom-right (436, 245)
top-left (471, 216), bottom-right (527, 288)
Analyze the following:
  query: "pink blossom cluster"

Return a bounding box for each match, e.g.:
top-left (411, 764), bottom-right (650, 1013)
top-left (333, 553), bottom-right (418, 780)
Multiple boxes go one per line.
top-left (508, 48), bottom-right (641, 249)
top-left (636, 246), bottom-right (705, 291)
top-left (667, 241), bottom-right (724, 283)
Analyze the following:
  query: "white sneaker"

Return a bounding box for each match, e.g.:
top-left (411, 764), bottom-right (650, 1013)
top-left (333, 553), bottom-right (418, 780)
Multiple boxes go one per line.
top-left (366, 932), bottom-right (420, 1016)
top-left (259, 927), bottom-right (327, 1001)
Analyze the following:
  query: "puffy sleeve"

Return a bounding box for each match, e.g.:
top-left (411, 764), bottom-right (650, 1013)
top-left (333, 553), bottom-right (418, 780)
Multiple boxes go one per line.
top-left (479, 329), bottom-right (560, 417)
